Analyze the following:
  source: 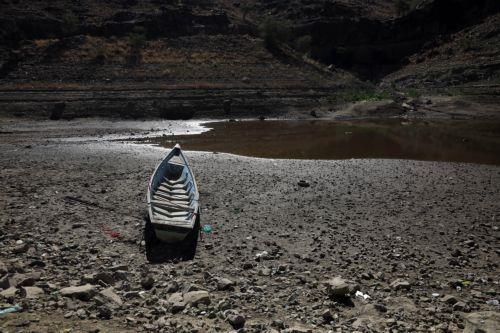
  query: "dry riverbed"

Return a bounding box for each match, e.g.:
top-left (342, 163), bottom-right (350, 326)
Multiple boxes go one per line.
top-left (0, 119), bottom-right (499, 332)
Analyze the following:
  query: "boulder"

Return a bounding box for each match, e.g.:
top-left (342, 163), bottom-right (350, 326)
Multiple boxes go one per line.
top-left (9, 272), bottom-right (41, 287)
top-left (390, 279), bottom-right (411, 290)
top-left (99, 287), bottom-right (122, 305)
top-left (216, 277), bottom-right (235, 291)
top-left (227, 313), bottom-right (246, 329)
top-left (60, 284), bottom-right (97, 301)
top-left (0, 275), bottom-right (10, 289)
top-left (0, 286), bottom-right (17, 298)
top-left (324, 277), bottom-right (349, 297)
top-left (21, 286), bottom-right (44, 299)
top-left (0, 260), bottom-right (7, 274)
top-left (183, 290), bottom-right (210, 306)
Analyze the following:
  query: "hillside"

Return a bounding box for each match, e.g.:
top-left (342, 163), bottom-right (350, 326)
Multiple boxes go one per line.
top-left (0, 0), bottom-right (499, 119)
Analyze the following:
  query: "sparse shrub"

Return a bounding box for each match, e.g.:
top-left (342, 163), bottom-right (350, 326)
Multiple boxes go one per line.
top-left (407, 88), bottom-right (421, 98)
top-left (61, 12), bottom-right (79, 35)
top-left (295, 35), bottom-right (312, 54)
top-left (258, 18), bottom-right (291, 50)
top-left (331, 89), bottom-right (391, 103)
top-left (127, 27), bottom-right (147, 66)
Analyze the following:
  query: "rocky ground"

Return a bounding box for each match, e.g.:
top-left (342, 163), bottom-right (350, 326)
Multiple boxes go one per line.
top-left (1, 120), bottom-right (499, 332)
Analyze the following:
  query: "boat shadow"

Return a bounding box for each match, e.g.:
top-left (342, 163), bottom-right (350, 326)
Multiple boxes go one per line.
top-left (143, 215), bottom-right (198, 264)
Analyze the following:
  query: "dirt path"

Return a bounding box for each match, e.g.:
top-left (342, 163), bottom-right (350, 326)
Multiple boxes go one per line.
top-left (0, 121), bottom-right (499, 332)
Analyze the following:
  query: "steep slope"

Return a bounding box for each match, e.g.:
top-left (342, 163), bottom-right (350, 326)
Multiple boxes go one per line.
top-left (381, 13), bottom-right (500, 102)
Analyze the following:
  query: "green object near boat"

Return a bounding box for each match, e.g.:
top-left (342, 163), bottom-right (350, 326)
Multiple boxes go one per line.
top-left (202, 224), bottom-right (213, 233)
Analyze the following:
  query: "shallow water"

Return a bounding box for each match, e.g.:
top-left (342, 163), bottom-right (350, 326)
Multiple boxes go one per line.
top-left (146, 119), bottom-right (500, 165)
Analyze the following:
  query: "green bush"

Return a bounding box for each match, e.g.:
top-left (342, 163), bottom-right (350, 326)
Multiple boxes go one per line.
top-left (331, 89), bottom-right (391, 103)
top-left (258, 18), bottom-right (291, 49)
top-left (127, 27), bottom-right (147, 66)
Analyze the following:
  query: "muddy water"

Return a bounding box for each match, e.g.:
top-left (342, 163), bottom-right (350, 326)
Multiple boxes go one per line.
top-left (146, 120), bottom-right (500, 165)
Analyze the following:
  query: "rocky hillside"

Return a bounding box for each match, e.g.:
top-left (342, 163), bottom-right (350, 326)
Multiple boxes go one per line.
top-left (0, 0), bottom-right (499, 118)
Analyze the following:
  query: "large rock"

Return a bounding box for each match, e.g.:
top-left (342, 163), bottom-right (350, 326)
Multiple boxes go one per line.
top-left (9, 272), bottom-right (41, 287)
top-left (99, 287), bottom-right (122, 305)
top-left (0, 286), bottom-right (17, 298)
top-left (0, 275), bottom-right (10, 289)
top-left (21, 286), bottom-right (44, 299)
top-left (60, 284), bottom-right (97, 301)
top-left (216, 277), bottom-right (235, 291)
top-left (227, 313), bottom-right (246, 329)
top-left (324, 277), bottom-right (349, 297)
top-left (0, 260), bottom-right (7, 274)
top-left (390, 279), bottom-right (411, 290)
top-left (183, 290), bottom-right (210, 306)
top-left (463, 311), bottom-right (499, 333)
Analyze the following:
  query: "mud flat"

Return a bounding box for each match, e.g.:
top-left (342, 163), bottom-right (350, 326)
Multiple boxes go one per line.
top-left (0, 120), bottom-right (499, 332)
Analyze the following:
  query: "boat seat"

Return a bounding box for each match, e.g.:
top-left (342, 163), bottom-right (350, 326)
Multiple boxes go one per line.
top-left (152, 206), bottom-right (190, 218)
top-left (151, 200), bottom-right (192, 211)
top-left (156, 186), bottom-right (189, 196)
top-left (152, 214), bottom-right (194, 225)
top-left (153, 193), bottom-right (190, 202)
top-left (165, 175), bottom-right (187, 185)
top-left (160, 181), bottom-right (190, 190)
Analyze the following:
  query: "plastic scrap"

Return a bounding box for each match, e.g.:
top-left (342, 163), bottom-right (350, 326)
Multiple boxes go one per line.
top-left (0, 304), bottom-right (22, 317)
top-left (201, 224), bottom-right (213, 233)
top-left (255, 251), bottom-right (269, 258)
top-left (431, 293), bottom-right (440, 298)
top-left (355, 291), bottom-right (371, 300)
top-left (486, 299), bottom-right (499, 306)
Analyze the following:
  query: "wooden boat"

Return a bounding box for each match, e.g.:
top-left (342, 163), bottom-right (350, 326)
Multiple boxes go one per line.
top-left (147, 144), bottom-right (200, 244)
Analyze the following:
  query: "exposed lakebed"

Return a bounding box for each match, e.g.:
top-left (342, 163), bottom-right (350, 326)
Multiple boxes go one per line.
top-left (145, 119), bottom-right (500, 165)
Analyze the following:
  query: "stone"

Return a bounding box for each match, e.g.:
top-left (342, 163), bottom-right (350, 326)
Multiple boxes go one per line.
top-left (21, 286), bottom-right (44, 299)
top-left (453, 301), bottom-right (470, 312)
top-left (441, 294), bottom-right (458, 304)
top-left (97, 305), bottom-right (112, 319)
top-left (322, 309), bottom-right (334, 322)
top-left (0, 275), bottom-right (10, 289)
top-left (0, 287), bottom-right (17, 298)
top-left (94, 272), bottom-right (115, 285)
top-left (140, 275), bottom-right (154, 289)
top-left (216, 277), bottom-right (235, 291)
top-left (324, 277), bottom-right (349, 297)
top-left (12, 243), bottom-right (29, 254)
top-left (183, 290), bottom-right (210, 306)
top-left (167, 292), bottom-right (183, 305)
top-left (463, 311), bottom-right (499, 333)
top-left (10, 272), bottom-right (41, 287)
top-left (171, 301), bottom-right (186, 313)
top-left (76, 308), bottom-right (87, 319)
top-left (0, 260), bottom-right (7, 274)
top-left (390, 279), bottom-right (411, 290)
top-left (99, 287), bottom-right (122, 305)
top-left (242, 262), bottom-right (253, 270)
top-left (374, 303), bottom-right (388, 313)
top-left (60, 284), bottom-right (97, 301)
top-left (227, 313), bottom-right (246, 329)
top-left (166, 281), bottom-right (179, 293)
